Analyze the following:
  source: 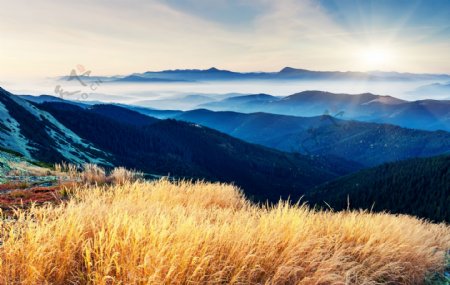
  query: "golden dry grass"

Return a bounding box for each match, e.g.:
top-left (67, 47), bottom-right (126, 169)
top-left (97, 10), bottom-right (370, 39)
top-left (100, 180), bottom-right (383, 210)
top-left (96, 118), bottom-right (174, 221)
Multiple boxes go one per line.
top-left (108, 167), bottom-right (144, 185)
top-left (54, 162), bottom-right (79, 179)
top-left (80, 163), bottom-right (107, 185)
top-left (0, 179), bottom-right (449, 285)
top-left (53, 163), bottom-right (143, 185)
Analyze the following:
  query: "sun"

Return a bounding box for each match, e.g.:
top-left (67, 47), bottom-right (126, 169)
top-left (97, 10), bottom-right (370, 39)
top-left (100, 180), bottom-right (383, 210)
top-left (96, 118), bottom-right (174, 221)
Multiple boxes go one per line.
top-left (359, 47), bottom-right (393, 70)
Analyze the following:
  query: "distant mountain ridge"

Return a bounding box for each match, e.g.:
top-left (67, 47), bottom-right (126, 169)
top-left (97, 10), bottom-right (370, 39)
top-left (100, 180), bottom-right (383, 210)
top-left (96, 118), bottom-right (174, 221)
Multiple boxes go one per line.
top-left (173, 109), bottom-right (450, 167)
top-left (409, 81), bottom-right (450, 99)
top-left (26, 90), bottom-right (449, 132)
top-left (58, 67), bottom-right (450, 83)
top-left (198, 91), bottom-right (450, 131)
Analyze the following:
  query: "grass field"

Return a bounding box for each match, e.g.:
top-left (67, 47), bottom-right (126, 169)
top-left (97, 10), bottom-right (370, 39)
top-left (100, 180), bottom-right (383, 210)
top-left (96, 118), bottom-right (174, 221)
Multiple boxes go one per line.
top-left (0, 179), bottom-right (449, 284)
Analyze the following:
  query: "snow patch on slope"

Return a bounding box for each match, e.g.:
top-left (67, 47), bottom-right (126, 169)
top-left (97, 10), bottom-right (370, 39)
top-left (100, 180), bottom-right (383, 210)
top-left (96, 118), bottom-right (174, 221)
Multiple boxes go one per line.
top-left (4, 92), bottom-right (111, 165)
top-left (0, 100), bottom-right (33, 157)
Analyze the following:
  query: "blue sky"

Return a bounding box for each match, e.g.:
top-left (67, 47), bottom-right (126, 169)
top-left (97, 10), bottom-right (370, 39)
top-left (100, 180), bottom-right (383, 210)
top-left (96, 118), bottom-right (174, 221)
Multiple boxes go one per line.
top-left (1, 0), bottom-right (449, 79)
top-left (319, 0), bottom-right (450, 41)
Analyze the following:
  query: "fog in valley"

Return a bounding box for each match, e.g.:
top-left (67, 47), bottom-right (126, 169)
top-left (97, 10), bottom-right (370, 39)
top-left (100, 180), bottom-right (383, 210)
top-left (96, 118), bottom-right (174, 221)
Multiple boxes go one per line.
top-left (2, 76), bottom-right (448, 111)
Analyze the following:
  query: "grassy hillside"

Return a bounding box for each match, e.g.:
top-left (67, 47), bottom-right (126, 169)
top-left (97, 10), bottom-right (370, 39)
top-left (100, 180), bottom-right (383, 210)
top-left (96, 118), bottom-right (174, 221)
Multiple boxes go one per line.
top-left (0, 180), bottom-right (448, 284)
top-left (307, 155), bottom-right (450, 222)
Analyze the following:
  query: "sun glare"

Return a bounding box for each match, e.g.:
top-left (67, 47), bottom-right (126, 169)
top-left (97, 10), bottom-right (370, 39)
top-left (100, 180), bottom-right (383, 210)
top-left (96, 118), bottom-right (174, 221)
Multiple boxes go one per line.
top-left (359, 47), bottom-right (393, 69)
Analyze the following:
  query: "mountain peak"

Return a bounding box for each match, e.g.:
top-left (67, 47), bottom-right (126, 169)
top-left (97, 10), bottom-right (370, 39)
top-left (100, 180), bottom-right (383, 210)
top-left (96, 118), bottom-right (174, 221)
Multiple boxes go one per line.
top-left (279, 67), bottom-right (309, 73)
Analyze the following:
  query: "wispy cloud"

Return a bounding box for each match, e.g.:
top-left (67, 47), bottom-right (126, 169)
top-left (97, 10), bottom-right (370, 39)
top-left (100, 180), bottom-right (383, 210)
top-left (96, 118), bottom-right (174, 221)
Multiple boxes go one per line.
top-left (0, 0), bottom-right (449, 80)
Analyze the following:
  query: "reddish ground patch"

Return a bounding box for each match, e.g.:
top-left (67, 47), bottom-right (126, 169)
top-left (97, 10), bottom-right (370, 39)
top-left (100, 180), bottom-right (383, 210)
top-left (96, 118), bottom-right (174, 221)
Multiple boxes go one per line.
top-left (0, 185), bottom-right (62, 208)
top-left (0, 181), bottom-right (79, 211)
top-left (0, 182), bottom-right (29, 191)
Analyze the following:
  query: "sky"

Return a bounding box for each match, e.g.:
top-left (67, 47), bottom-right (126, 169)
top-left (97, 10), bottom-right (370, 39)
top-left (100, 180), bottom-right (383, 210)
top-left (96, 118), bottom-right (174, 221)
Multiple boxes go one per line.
top-left (1, 0), bottom-right (450, 80)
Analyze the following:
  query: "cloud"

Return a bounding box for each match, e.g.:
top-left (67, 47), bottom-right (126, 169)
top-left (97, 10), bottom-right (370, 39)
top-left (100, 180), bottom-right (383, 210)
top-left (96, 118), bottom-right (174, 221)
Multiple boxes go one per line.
top-left (0, 0), bottom-right (449, 80)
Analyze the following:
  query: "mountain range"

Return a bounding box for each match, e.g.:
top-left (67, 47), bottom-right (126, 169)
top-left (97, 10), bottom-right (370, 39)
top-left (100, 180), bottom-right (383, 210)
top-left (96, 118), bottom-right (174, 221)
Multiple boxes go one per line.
top-left (60, 67), bottom-right (450, 83)
top-left (171, 109), bottom-right (450, 167)
top-left (32, 90), bottom-right (449, 132)
top-left (197, 91), bottom-right (450, 131)
top-left (1, 87), bottom-right (360, 201)
top-left (18, 94), bottom-right (450, 167)
top-left (409, 81), bottom-right (450, 99)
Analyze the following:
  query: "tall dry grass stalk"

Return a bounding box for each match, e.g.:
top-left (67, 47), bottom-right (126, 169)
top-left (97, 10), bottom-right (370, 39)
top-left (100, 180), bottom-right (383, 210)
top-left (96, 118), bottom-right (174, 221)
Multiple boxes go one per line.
top-left (108, 167), bottom-right (144, 185)
top-left (0, 179), bottom-right (449, 284)
top-left (80, 163), bottom-right (107, 184)
top-left (53, 163), bottom-right (142, 185)
top-left (54, 162), bottom-right (79, 179)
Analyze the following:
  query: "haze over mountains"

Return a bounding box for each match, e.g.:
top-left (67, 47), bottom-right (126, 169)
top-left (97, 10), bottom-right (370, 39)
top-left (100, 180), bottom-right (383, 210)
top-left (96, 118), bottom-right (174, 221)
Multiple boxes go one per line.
top-left (63, 67), bottom-right (450, 83)
top-left (8, 66), bottom-right (449, 106)
top-left (409, 81), bottom-right (450, 99)
top-left (198, 91), bottom-right (450, 132)
top-left (16, 89), bottom-right (450, 168)
top-left (22, 88), bottom-right (450, 132)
